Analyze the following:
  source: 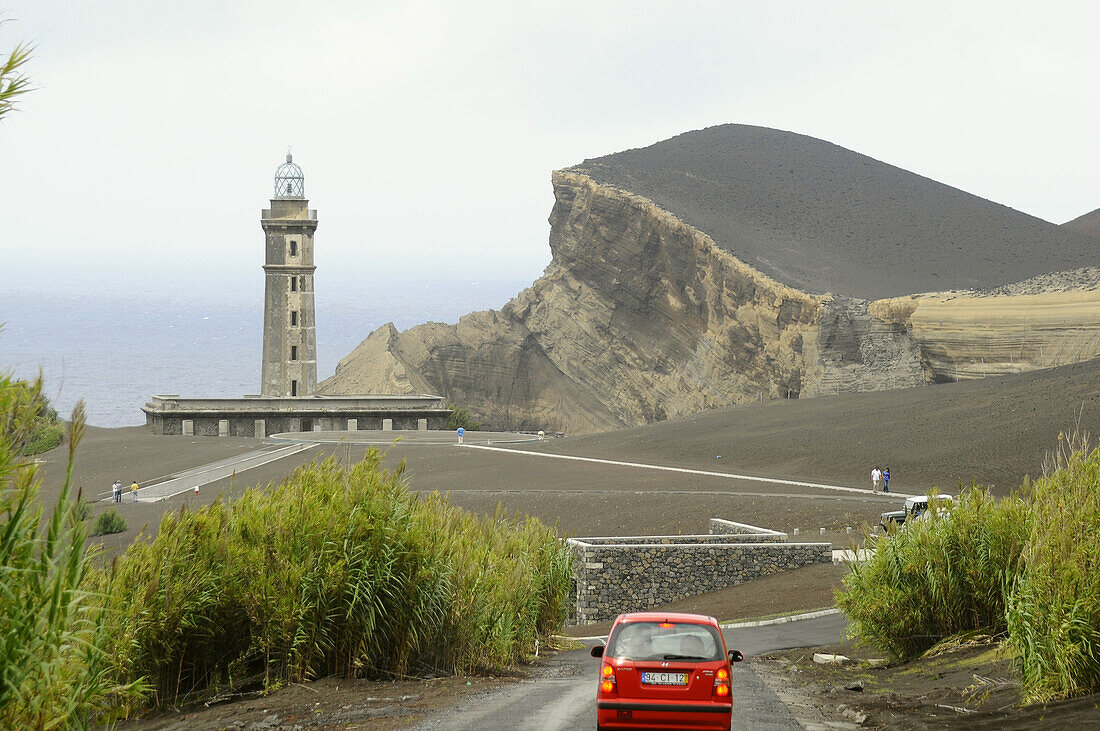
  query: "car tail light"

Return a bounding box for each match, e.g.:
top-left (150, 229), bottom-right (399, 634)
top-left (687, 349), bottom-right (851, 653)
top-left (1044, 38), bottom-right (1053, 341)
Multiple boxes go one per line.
top-left (714, 666), bottom-right (730, 697)
top-left (601, 663), bottom-right (616, 693)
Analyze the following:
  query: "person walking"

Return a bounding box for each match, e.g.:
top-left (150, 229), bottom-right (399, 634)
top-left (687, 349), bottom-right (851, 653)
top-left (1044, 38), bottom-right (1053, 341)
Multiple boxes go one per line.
top-left (882, 467), bottom-right (891, 493)
top-left (871, 466), bottom-right (882, 493)
top-left (130, 480), bottom-right (139, 503)
top-left (457, 426), bottom-right (465, 445)
top-left (112, 480), bottom-right (121, 503)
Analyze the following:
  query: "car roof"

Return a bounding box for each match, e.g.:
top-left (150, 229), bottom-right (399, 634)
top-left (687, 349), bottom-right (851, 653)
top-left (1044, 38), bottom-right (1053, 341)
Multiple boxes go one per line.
top-left (614, 612), bottom-right (718, 626)
top-left (905, 494), bottom-right (953, 508)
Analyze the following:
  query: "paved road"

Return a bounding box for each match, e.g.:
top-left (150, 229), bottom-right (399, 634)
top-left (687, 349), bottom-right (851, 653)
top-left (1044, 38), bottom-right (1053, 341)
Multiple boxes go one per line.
top-left (99, 443), bottom-right (317, 502)
top-left (411, 613), bottom-right (847, 730)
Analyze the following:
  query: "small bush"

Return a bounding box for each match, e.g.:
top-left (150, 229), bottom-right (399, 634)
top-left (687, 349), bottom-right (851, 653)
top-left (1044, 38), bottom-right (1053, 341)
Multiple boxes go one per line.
top-left (23, 423), bottom-right (63, 455)
top-left (447, 405), bottom-right (481, 431)
top-left (90, 509), bottom-right (126, 536)
top-left (836, 487), bottom-right (1030, 660)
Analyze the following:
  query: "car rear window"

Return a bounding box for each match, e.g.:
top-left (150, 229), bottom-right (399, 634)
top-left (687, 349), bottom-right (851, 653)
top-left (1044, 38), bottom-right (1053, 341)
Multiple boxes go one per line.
top-left (605, 621), bottom-right (724, 662)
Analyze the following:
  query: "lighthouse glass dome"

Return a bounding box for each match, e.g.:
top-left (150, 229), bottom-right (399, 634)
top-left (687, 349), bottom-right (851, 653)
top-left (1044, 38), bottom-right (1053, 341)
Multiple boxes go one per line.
top-left (274, 153), bottom-right (305, 198)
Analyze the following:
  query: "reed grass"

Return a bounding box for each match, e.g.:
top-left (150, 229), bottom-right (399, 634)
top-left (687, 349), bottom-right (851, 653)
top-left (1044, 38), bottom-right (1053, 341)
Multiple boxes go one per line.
top-left (1006, 433), bottom-right (1100, 703)
top-left (836, 487), bottom-right (1030, 660)
top-left (95, 452), bottom-right (573, 708)
top-left (840, 421), bottom-right (1100, 703)
top-left (0, 375), bottom-right (143, 728)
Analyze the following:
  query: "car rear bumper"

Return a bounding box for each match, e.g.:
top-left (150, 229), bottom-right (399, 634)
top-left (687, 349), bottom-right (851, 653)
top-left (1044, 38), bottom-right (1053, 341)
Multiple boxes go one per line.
top-left (597, 699), bottom-right (732, 729)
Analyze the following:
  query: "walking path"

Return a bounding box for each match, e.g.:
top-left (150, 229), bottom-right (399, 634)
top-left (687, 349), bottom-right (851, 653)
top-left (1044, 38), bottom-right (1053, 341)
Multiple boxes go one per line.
top-left (462, 443), bottom-right (915, 499)
top-left (100, 443), bottom-right (318, 503)
top-left (268, 429), bottom-right (542, 446)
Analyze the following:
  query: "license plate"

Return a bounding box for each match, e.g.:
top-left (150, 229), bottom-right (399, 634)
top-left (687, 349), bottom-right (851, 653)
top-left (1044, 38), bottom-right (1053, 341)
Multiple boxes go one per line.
top-left (641, 671), bottom-right (688, 686)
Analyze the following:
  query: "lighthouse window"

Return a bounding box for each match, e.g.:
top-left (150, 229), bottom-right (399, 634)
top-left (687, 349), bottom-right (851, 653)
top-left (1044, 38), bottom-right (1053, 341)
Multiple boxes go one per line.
top-left (291, 346), bottom-right (298, 361)
top-left (290, 241), bottom-right (298, 256)
top-left (291, 380), bottom-right (298, 397)
top-left (290, 311), bottom-right (298, 326)
top-left (290, 277), bottom-right (298, 292)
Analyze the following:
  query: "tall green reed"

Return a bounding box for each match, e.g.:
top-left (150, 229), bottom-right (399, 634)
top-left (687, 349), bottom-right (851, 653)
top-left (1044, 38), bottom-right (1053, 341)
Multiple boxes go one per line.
top-left (97, 452), bottom-right (573, 707)
top-left (1006, 436), bottom-right (1100, 702)
top-left (836, 487), bottom-right (1030, 660)
top-left (0, 376), bottom-right (143, 728)
top-left (839, 422), bottom-right (1100, 702)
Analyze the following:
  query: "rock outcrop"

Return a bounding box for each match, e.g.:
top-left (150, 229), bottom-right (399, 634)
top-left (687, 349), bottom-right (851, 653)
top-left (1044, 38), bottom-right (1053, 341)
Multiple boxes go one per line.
top-left (871, 270), bottom-right (1100, 382)
top-left (321, 125), bottom-right (1100, 433)
top-left (325, 172), bottom-right (830, 432)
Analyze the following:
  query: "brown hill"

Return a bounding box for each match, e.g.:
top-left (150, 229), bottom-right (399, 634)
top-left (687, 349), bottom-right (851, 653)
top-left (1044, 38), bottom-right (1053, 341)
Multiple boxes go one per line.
top-left (1062, 207), bottom-right (1100, 239)
top-left (571, 124), bottom-right (1098, 300)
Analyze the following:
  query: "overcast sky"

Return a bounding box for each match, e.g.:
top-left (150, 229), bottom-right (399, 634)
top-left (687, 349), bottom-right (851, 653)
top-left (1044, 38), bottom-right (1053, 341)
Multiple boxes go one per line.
top-left (3, 1), bottom-right (1099, 292)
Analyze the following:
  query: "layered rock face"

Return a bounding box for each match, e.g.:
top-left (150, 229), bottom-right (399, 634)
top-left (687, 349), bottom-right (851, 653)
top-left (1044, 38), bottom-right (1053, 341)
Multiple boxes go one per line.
top-left (322, 125), bottom-right (1100, 433)
top-left (324, 172), bottom-right (830, 432)
top-left (871, 272), bottom-right (1100, 382)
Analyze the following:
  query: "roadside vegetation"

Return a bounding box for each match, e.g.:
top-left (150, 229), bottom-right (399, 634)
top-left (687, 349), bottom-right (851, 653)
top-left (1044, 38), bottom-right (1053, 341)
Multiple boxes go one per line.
top-left (838, 429), bottom-right (1100, 703)
top-left (91, 453), bottom-right (572, 712)
top-left (1, 375), bottom-right (571, 724)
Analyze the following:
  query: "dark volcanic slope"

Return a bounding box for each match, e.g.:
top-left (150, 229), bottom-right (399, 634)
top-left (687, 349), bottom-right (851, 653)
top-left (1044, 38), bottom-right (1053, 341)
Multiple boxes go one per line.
top-left (570, 124), bottom-right (1098, 299)
top-left (517, 358), bottom-right (1100, 497)
top-left (1063, 207), bottom-right (1100, 239)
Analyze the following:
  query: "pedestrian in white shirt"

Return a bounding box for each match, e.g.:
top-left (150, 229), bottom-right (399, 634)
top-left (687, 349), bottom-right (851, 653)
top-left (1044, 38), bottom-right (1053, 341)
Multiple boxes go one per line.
top-left (871, 467), bottom-right (883, 493)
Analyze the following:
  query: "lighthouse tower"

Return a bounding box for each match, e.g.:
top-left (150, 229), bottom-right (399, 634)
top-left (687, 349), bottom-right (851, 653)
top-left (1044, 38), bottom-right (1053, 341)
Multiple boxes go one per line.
top-left (260, 153), bottom-right (318, 397)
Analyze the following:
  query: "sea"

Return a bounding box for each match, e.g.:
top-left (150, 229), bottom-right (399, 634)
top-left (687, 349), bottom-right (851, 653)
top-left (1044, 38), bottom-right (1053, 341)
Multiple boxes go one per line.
top-left (1, 275), bottom-right (530, 428)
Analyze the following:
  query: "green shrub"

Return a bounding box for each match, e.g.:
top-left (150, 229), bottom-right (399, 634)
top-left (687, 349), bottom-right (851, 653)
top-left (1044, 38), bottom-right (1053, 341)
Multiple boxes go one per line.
top-left (23, 422), bottom-right (63, 455)
top-left (447, 405), bottom-right (481, 431)
top-left (1006, 443), bottom-right (1100, 703)
top-left (0, 377), bottom-right (64, 456)
top-left (836, 487), bottom-right (1030, 660)
top-left (94, 452), bottom-right (572, 707)
top-left (90, 509), bottom-right (126, 536)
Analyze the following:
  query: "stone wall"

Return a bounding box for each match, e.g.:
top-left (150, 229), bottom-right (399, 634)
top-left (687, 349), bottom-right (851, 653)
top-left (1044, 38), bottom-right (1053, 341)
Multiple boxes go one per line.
top-left (568, 520), bottom-right (830, 625)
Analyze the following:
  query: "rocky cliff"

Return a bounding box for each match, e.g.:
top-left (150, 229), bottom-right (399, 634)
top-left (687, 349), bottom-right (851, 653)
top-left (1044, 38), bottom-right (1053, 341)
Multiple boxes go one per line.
top-left (870, 270), bottom-right (1100, 382)
top-left (324, 172), bottom-right (829, 432)
top-left (321, 126), bottom-right (1100, 434)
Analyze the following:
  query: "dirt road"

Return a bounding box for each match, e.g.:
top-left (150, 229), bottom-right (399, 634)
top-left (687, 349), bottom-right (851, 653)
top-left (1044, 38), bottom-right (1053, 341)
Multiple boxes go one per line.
top-left (410, 613), bottom-right (847, 730)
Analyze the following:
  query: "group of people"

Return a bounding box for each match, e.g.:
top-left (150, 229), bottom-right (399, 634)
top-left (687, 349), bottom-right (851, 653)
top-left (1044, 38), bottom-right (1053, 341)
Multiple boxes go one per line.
top-left (110, 479), bottom-right (140, 503)
top-left (870, 466), bottom-right (891, 493)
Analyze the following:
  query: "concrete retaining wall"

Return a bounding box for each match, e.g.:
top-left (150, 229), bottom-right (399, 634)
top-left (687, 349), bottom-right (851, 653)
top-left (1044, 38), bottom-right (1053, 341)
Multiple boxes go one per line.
top-left (568, 519), bottom-right (831, 625)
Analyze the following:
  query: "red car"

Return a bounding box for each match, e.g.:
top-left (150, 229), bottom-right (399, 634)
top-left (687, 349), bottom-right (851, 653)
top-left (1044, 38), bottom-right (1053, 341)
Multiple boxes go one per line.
top-left (591, 611), bottom-right (744, 730)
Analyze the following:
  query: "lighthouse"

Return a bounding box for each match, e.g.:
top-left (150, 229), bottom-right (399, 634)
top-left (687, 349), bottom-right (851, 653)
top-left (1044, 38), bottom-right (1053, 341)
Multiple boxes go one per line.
top-left (260, 152), bottom-right (318, 397)
top-left (142, 153), bottom-right (450, 437)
